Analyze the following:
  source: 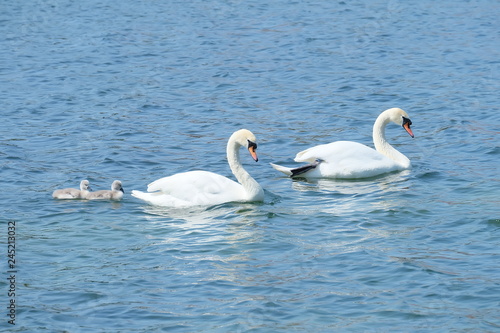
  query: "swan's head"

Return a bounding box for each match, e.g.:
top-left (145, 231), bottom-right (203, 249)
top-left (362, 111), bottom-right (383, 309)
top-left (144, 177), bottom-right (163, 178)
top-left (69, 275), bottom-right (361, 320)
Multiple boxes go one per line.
top-left (80, 180), bottom-right (91, 191)
top-left (232, 129), bottom-right (259, 162)
top-left (111, 180), bottom-right (124, 193)
top-left (387, 108), bottom-right (414, 138)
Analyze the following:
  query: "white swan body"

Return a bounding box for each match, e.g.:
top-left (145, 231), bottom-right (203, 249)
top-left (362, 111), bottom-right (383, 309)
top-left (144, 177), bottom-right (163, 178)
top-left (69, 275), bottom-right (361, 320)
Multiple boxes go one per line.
top-left (271, 108), bottom-right (414, 179)
top-left (132, 129), bottom-right (264, 207)
top-left (86, 180), bottom-right (124, 200)
top-left (52, 180), bottom-right (91, 199)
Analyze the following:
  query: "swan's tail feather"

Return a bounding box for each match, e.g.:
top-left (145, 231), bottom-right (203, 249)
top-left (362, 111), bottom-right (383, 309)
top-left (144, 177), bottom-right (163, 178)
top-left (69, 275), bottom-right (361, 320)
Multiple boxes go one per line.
top-left (131, 190), bottom-right (161, 204)
top-left (271, 160), bottom-right (322, 177)
top-left (133, 190), bottom-right (196, 207)
top-left (270, 163), bottom-right (293, 176)
top-left (131, 190), bottom-right (148, 200)
top-left (289, 161), bottom-right (320, 177)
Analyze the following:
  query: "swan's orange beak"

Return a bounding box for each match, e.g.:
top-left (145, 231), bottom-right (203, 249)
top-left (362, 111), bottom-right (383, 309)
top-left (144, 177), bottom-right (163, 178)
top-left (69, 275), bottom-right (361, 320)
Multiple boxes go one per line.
top-left (248, 146), bottom-right (259, 162)
top-left (402, 117), bottom-right (414, 138)
top-left (403, 123), bottom-right (414, 138)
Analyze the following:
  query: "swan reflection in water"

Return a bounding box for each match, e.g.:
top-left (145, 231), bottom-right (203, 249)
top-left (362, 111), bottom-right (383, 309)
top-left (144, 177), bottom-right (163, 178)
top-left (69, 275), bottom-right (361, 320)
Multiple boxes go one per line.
top-left (138, 201), bottom-right (266, 242)
top-left (288, 169), bottom-right (412, 215)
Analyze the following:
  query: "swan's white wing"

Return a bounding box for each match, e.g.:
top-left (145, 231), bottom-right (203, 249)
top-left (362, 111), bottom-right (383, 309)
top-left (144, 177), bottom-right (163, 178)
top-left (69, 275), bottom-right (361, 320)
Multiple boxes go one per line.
top-left (294, 141), bottom-right (403, 178)
top-left (133, 170), bottom-right (246, 207)
top-left (295, 141), bottom-right (368, 163)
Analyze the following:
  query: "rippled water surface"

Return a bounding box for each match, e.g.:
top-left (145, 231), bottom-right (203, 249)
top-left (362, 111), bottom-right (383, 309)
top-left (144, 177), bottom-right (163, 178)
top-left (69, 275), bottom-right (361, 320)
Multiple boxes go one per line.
top-left (1, 0), bottom-right (499, 332)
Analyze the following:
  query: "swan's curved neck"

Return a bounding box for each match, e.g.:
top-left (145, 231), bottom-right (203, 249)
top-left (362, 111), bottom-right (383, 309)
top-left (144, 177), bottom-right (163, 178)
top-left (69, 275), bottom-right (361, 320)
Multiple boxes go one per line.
top-left (227, 139), bottom-right (263, 199)
top-left (373, 114), bottom-right (410, 168)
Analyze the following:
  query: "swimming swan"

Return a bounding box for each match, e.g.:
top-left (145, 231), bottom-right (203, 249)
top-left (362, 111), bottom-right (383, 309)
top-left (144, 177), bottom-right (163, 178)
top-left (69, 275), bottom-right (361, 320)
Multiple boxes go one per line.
top-left (85, 180), bottom-right (124, 200)
top-left (270, 108), bottom-right (414, 179)
top-left (52, 180), bottom-right (91, 199)
top-left (131, 129), bottom-right (264, 207)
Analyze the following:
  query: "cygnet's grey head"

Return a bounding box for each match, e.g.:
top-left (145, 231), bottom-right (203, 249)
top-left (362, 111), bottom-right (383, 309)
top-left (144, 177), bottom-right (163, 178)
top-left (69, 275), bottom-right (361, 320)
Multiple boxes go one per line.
top-left (80, 180), bottom-right (91, 191)
top-left (111, 180), bottom-right (124, 193)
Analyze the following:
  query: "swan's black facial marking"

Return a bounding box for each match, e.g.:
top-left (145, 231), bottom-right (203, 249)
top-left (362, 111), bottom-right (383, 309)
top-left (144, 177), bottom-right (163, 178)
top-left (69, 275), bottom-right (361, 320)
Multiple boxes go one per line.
top-left (402, 116), bottom-right (412, 127)
top-left (247, 140), bottom-right (257, 150)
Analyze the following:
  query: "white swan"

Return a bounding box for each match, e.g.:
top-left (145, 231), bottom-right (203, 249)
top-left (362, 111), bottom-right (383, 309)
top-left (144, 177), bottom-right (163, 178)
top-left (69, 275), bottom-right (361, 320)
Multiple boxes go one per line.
top-left (271, 108), bottom-right (414, 179)
top-left (131, 129), bottom-right (264, 207)
top-left (86, 180), bottom-right (124, 200)
top-left (52, 180), bottom-right (91, 199)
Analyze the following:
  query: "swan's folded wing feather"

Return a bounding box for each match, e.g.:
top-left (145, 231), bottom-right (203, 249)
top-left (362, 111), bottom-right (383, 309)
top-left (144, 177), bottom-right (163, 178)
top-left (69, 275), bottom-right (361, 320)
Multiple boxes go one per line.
top-left (294, 141), bottom-right (369, 163)
top-left (295, 141), bottom-right (402, 178)
top-left (146, 170), bottom-right (245, 205)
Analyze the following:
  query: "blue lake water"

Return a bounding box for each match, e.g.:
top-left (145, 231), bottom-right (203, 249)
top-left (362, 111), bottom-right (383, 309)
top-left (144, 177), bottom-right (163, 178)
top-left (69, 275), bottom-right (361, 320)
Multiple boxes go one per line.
top-left (1, 0), bottom-right (499, 332)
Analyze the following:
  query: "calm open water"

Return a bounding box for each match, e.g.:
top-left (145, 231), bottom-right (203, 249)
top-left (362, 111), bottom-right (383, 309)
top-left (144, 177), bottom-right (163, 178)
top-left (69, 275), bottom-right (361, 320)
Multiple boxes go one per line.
top-left (1, 0), bottom-right (499, 332)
